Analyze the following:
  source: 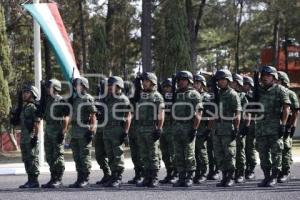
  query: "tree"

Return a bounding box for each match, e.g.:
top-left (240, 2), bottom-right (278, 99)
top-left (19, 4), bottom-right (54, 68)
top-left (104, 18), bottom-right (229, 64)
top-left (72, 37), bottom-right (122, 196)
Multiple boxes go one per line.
top-left (141, 0), bottom-right (152, 72)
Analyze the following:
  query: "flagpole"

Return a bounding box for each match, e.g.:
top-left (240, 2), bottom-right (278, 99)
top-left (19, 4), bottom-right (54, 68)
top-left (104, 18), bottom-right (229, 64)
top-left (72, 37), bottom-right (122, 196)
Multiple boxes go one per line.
top-left (33, 0), bottom-right (44, 166)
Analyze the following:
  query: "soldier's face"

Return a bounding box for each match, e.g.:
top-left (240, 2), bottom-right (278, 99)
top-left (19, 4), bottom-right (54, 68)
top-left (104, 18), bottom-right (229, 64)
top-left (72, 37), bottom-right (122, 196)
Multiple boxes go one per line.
top-left (261, 74), bottom-right (274, 86)
top-left (178, 79), bottom-right (189, 89)
top-left (22, 91), bottom-right (32, 101)
top-left (142, 80), bottom-right (152, 91)
top-left (193, 81), bottom-right (203, 91)
top-left (217, 79), bottom-right (228, 89)
top-left (230, 81), bottom-right (238, 90)
top-left (243, 84), bottom-right (251, 92)
top-left (75, 83), bottom-right (83, 93)
top-left (108, 85), bottom-right (116, 94)
top-left (163, 85), bottom-right (172, 93)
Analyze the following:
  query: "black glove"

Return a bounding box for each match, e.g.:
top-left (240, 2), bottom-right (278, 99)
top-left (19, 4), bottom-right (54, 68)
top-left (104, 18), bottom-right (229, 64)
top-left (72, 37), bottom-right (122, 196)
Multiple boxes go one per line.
top-left (231, 128), bottom-right (238, 141)
top-left (120, 132), bottom-right (128, 145)
top-left (30, 135), bottom-right (38, 148)
top-left (290, 126), bottom-right (296, 138)
top-left (239, 126), bottom-right (249, 137)
top-left (189, 129), bottom-right (197, 142)
top-left (203, 129), bottom-right (211, 141)
top-left (152, 129), bottom-right (162, 141)
top-left (85, 130), bottom-right (94, 144)
top-left (279, 125), bottom-right (286, 139)
top-left (56, 131), bottom-right (65, 144)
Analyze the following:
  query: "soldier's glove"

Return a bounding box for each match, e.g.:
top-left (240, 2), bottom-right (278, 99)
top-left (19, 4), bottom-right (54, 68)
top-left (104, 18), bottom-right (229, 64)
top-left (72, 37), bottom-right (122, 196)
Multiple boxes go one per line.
top-left (120, 132), bottom-right (128, 145)
top-left (56, 131), bottom-right (65, 144)
top-left (85, 130), bottom-right (94, 144)
top-left (231, 128), bottom-right (239, 141)
top-left (203, 129), bottom-right (211, 141)
top-left (290, 126), bottom-right (296, 138)
top-left (279, 125), bottom-right (286, 139)
top-left (152, 129), bottom-right (162, 142)
top-left (239, 126), bottom-right (249, 137)
top-left (189, 129), bottom-right (197, 142)
top-left (30, 135), bottom-right (38, 148)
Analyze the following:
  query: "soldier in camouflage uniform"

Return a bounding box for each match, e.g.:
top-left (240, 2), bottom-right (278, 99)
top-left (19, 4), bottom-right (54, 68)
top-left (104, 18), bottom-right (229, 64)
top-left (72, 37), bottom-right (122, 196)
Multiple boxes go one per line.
top-left (256, 66), bottom-right (290, 187)
top-left (159, 78), bottom-right (178, 184)
top-left (242, 76), bottom-right (257, 180)
top-left (102, 76), bottom-right (132, 187)
top-left (193, 74), bottom-right (211, 184)
top-left (41, 79), bottom-right (70, 188)
top-left (69, 77), bottom-right (97, 188)
top-left (277, 71), bottom-right (299, 183)
top-left (231, 74), bottom-right (250, 184)
top-left (172, 71), bottom-right (203, 187)
top-left (136, 72), bottom-right (165, 187)
top-left (19, 84), bottom-right (41, 188)
top-left (214, 69), bottom-right (241, 187)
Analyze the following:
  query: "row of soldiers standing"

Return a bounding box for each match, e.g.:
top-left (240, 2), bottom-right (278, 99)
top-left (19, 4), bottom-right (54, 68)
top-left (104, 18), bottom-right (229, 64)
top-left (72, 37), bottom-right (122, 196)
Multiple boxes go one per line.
top-left (13, 65), bottom-right (299, 189)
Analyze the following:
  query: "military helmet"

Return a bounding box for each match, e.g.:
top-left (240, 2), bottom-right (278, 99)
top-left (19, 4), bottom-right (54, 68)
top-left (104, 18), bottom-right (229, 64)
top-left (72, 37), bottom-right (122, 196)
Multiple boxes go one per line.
top-left (278, 71), bottom-right (290, 86)
top-left (161, 78), bottom-right (172, 87)
top-left (243, 75), bottom-right (254, 87)
top-left (48, 79), bottom-right (62, 92)
top-left (108, 76), bottom-right (124, 89)
top-left (193, 74), bottom-right (207, 87)
top-left (260, 65), bottom-right (278, 80)
top-left (74, 77), bottom-right (89, 89)
top-left (22, 84), bottom-right (39, 99)
top-left (215, 69), bottom-right (233, 82)
top-left (176, 71), bottom-right (193, 84)
top-left (232, 74), bottom-right (243, 86)
top-left (142, 72), bottom-right (157, 85)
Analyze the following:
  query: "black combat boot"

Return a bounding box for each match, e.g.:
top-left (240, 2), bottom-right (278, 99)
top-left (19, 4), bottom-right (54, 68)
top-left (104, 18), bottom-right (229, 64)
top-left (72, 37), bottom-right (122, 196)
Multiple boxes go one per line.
top-left (216, 171), bottom-right (227, 187)
top-left (257, 168), bottom-right (271, 187)
top-left (148, 170), bottom-right (159, 188)
top-left (184, 171), bottom-right (194, 187)
top-left (235, 170), bottom-right (245, 184)
top-left (19, 176), bottom-right (39, 188)
top-left (170, 170), bottom-right (179, 184)
top-left (159, 168), bottom-right (173, 184)
top-left (245, 167), bottom-right (255, 180)
top-left (278, 168), bottom-right (290, 183)
top-left (106, 171), bottom-right (122, 188)
top-left (173, 172), bottom-right (186, 187)
top-left (224, 170), bottom-right (235, 187)
top-left (266, 169), bottom-right (279, 187)
top-left (41, 174), bottom-right (55, 188)
top-left (193, 169), bottom-right (201, 184)
top-left (128, 169), bottom-right (143, 184)
top-left (208, 170), bottom-right (220, 180)
top-left (136, 170), bottom-right (150, 187)
top-left (50, 173), bottom-right (64, 188)
top-left (96, 169), bottom-right (111, 185)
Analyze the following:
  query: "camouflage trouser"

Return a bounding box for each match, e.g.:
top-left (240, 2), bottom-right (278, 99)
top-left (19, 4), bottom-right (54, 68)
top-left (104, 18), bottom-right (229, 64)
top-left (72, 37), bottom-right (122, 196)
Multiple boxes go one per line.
top-left (20, 141), bottom-right (40, 178)
top-left (213, 135), bottom-right (236, 171)
top-left (195, 135), bottom-right (208, 175)
top-left (236, 135), bottom-right (246, 172)
top-left (129, 124), bottom-right (143, 172)
top-left (94, 130), bottom-right (110, 174)
top-left (173, 123), bottom-right (196, 173)
top-left (256, 135), bottom-right (283, 171)
top-left (44, 134), bottom-right (65, 179)
top-left (103, 127), bottom-right (125, 172)
top-left (245, 125), bottom-right (257, 170)
top-left (207, 132), bottom-right (218, 172)
top-left (138, 126), bottom-right (160, 171)
top-left (70, 137), bottom-right (92, 178)
top-left (282, 136), bottom-right (293, 172)
top-left (160, 128), bottom-right (175, 171)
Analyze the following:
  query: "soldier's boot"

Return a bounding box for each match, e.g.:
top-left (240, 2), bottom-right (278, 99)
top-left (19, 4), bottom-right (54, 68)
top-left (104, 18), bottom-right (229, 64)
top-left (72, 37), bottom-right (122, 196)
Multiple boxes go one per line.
top-left (96, 169), bottom-right (111, 185)
top-left (19, 176), bottom-right (39, 189)
top-left (173, 172), bottom-right (186, 187)
top-left (207, 170), bottom-right (220, 180)
top-left (106, 171), bottom-right (122, 188)
top-left (128, 169), bottom-right (143, 184)
top-left (224, 170), bottom-right (235, 187)
top-left (69, 173), bottom-right (81, 188)
top-left (136, 170), bottom-right (150, 187)
top-left (170, 170), bottom-right (179, 184)
top-left (41, 173), bottom-right (55, 188)
top-left (19, 176), bottom-right (30, 189)
top-left (257, 168), bottom-right (271, 187)
top-left (278, 168), bottom-right (290, 183)
top-left (159, 168), bottom-right (173, 184)
top-left (148, 170), bottom-right (159, 188)
top-left (245, 167), bottom-right (255, 180)
top-left (266, 169), bottom-right (279, 187)
top-left (78, 173), bottom-right (89, 188)
top-left (216, 171), bottom-right (227, 187)
top-left (193, 170), bottom-right (201, 184)
top-left (50, 173), bottom-right (64, 188)
top-left (235, 170), bottom-right (245, 184)
top-left (184, 171), bottom-right (194, 187)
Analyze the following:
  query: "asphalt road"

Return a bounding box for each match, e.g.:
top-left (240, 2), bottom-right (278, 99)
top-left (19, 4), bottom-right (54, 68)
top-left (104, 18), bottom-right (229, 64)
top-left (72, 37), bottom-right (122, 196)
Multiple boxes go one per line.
top-left (1, 164), bottom-right (300, 200)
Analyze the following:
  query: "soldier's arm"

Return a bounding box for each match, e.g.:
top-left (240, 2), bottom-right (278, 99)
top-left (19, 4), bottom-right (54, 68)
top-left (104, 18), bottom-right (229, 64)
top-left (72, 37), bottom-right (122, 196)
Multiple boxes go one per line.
top-left (280, 87), bottom-right (291, 125)
top-left (124, 112), bottom-right (132, 133)
top-left (89, 113), bottom-right (97, 133)
top-left (193, 93), bottom-right (203, 130)
top-left (290, 109), bottom-right (300, 127)
top-left (157, 105), bottom-right (165, 130)
top-left (193, 110), bottom-right (203, 130)
top-left (233, 93), bottom-right (242, 130)
top-left (62, 116), bottom-right (70, 134)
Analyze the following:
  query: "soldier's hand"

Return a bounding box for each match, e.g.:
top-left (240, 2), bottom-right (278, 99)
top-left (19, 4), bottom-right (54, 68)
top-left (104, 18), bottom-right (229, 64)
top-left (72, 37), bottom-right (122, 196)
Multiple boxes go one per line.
top-left (30, 135), bottom-right (38, 148)
top-left (189, 129), bottom-right (197, 142)
top-left (85, 130), bottom-right (94, 144)
top-left (152, 129), bottom-right (162, 141)
top-left (203, 129), bottom-right (211, 141)
top-left (290, 126), bottom-right (296, 138)
top-left (279, 125), bottom-right (286, 139)
top-left (239, 126), bottom-right (249, 137)
top-left (231, 128), bottom-right (238, 141)
top-left (56, 131), bottom-right (65, 144)
top-left (120, 132), bottom-right (128, 145)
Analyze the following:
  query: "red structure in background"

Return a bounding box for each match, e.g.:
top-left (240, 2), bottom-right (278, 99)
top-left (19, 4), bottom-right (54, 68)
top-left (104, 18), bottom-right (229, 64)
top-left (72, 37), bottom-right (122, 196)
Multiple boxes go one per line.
top-left (261, 39), bottom-right (300, 87)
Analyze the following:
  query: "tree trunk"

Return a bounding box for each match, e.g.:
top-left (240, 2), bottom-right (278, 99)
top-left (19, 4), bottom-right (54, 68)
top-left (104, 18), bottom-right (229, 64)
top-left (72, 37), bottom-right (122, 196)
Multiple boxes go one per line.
top-left (141, 0), bottom-right (152, 72)
top-left (272, 14), bottom-right (280, 67)
top-left (43, 35), bottom-right (51, 81)
top-left (79, 0), bottom-right (86, 73)
top-left (234, 0), bottom-right (243, 73)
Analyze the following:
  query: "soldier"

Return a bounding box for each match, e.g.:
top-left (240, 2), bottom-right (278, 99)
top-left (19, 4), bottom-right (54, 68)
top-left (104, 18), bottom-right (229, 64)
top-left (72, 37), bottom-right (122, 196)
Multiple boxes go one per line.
top-left (102, 76), bottom-right (132, 187)
top-left (256, 66), bottom-right (290, 187)
top-left (69, 77), bottom-right (97, 188)
top-left (277, 71), bottom-right (299, 183)
top-left (242, 75), bottom-right (257, 180)
top-left (136, 72), bottom-right (165, 187)
top-left (19, 84), bottom-right (41, 188)
top-left (231, 74), bottom-right (250, 184)
top-left (214, 69), bottom-right (241, 187)
top-left (159, 78), bottom-right (177, 184)
top-left (172, 71), bottom-right (203, 187)
top-left (193, 74), bottom-right (211, 184)
top-left (41, 79), bottom-right (70, 188)
top-left (95, 79), bottom-right (111, 185)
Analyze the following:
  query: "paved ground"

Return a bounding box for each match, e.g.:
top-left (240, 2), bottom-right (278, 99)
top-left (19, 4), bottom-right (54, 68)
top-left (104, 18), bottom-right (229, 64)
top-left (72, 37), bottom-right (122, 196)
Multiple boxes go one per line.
top-left (0, 164), bottom-right (300, 200)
